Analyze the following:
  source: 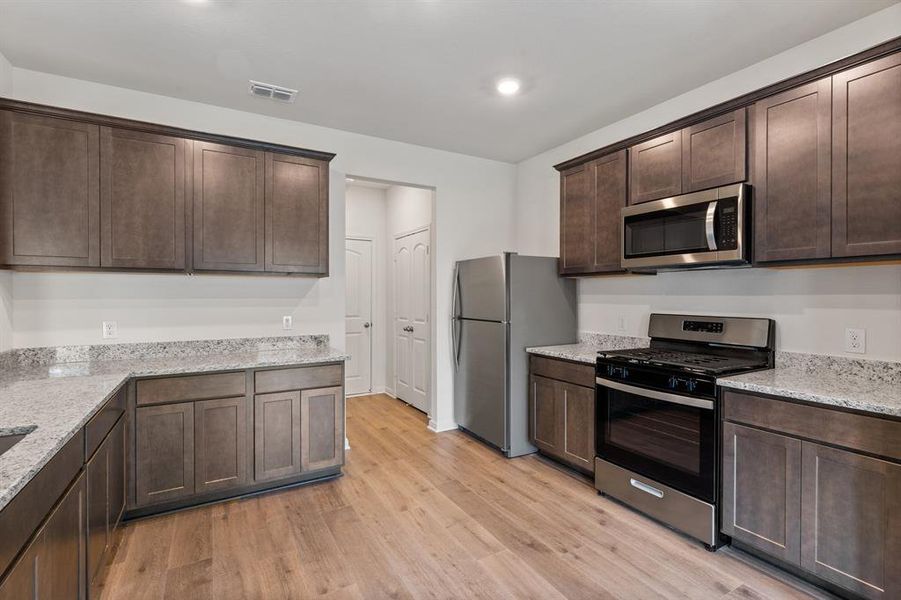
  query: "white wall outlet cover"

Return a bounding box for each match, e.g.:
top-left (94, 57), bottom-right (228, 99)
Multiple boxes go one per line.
top-left (101, 321), bottom-right (118, 339)
top-left (282, 315), bottom-right (293, 330)
top-left (844, 328), bottom-right (866, 354)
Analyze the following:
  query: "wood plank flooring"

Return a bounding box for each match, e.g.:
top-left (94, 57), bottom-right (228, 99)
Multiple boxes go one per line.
top-left (99, 394), bottom-right (833, 600)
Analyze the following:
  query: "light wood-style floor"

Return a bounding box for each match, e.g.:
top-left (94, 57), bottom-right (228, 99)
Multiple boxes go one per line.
top-left (100, 394), bottom-right (831, 600)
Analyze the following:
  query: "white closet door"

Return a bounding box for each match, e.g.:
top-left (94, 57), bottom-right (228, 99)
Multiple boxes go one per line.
top-left (345, 238), bottom-right (372, 396)
top-left (393, 228), bottom-right (430, 413)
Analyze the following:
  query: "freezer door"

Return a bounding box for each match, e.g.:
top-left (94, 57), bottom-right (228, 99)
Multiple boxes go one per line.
top-left (453, 319), bottom-right (508, 451)
top-left (454, 255), bottom-right (508, 322)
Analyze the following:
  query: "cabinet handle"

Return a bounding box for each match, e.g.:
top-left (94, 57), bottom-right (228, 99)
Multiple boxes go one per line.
top-left (630, 478), bottom-right (664, 499)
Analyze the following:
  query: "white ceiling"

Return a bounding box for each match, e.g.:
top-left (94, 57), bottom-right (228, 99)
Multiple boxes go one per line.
top-left (0, 1), bottom-right (894, 162)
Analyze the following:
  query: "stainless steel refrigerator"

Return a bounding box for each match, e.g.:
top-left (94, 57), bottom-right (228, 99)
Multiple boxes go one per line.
top-left (452, 253), bottom-right (577, 457)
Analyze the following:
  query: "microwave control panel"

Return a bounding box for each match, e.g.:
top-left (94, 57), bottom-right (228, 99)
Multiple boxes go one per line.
top-left (718, 199), bottom-right (738, 250)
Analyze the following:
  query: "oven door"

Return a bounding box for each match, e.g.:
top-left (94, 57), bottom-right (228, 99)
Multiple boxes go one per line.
top-left (621, 183), bottom-right (746, 269)
top-left (596, 377), bottom-right (716, 503)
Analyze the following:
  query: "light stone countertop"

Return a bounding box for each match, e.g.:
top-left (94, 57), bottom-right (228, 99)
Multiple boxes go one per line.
top-left (526, 334), bottom-right (649, 365)
top-left (0, 344), bottom-right (347, 512)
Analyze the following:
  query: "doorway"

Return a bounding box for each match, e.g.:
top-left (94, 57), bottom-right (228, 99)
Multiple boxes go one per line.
top-left (344, 178), bottom-right (434, 418)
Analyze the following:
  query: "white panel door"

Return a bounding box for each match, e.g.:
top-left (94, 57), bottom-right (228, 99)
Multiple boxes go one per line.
top-left (345, 238), bottom-right (372, 396)
top-left (394, 228), bottom-right (430, 413)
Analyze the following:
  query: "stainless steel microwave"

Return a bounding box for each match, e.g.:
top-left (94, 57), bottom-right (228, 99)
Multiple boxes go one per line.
top-left (621, 183), bottom-right (749, 269)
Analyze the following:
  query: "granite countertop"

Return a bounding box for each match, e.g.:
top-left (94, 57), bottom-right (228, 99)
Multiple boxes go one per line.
top-left (718, 366), bottom-right (901, 418)
top-left (526, 334), bottom-right (649, 365)
top-left (0, 343), bottom-right (347, 512)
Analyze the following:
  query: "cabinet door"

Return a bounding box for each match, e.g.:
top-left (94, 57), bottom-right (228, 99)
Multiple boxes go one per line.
top-left (530, 375), bottom-right (562, 458)
top-left (108, 417), bottom-right (126, 533)
top-left (752, 80), bottom-right (832, 262)
top-left (100, 127), bottom-right (187, 269)
top-left (682, 109), bottom-right (746, 192)
top-left (0, 531), bottom-right (38, 600)
top-left (39, 472), bottom-right (85, 600)
top-left (832, 53), bottom-right (901, 258)
top-left (195, 396), bottom-right (248, 493)
top-left (192, 141), bottom-right (265, 272)
top-left (301, 386), bottom-right (345, 472)
top-left (801, 442), bottom-right (900, 600)
top-left (135, 402), bottom-right (195, 506)
top-left (0, 110), bottom-right (100, 267)
top-left (722, 422), bottom-right (802, 565)
top-left (559, 163), bottom-right (592, 273)
top-left (560, 383), bottom-right (595, 472)
top-left (589, 150), bottom-right (627, 273)
top-left (254, 391), bottom-right (301, 481)
top-left (628, 131), bottom-right (682, 204)
top-left (265, 153), bottom-right (328, 274)
top-left (86, 434), bottom-right (109, 586)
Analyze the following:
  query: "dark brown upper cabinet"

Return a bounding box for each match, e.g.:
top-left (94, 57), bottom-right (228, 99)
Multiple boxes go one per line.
top-left (100, 127), bottom-right (188, 270)
top-left (628, 130), bottom-right (682, 204)
top-left (559, 163), bottom-right (592, 273)
top-left (589, 150), bottom-right (628, 273)
top-left (0, 110), bottom-right (100, 267)
top-left (752, 80), bottom-right (832, 263)
top-left (682, 108), bottom-right (746, 193)
top-left (831, 52), bottom-right (901, 259)
top-left (265, 153), bottom-right (329, 274)
top-left (192, 141), bottom-right (265, 272)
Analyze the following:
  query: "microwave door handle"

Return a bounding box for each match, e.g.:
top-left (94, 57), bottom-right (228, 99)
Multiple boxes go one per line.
top-left (705, 201), bottom-right (718, 251)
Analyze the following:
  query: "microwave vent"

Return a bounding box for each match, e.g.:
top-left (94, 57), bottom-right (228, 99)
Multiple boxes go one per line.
top-left (248, 80), bottom-right (298, 103)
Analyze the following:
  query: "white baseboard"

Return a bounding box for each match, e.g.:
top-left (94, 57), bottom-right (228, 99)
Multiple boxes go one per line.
top-left (428, 418), bottom-right (458, 433)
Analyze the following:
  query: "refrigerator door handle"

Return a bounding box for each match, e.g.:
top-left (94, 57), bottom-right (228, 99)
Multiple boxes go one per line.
top-left (452, 318), bottom-right (462, 369)
top-left (452, 263), bottom-right (461, 319)
top-left (452, 263), bottom-right (461, 369)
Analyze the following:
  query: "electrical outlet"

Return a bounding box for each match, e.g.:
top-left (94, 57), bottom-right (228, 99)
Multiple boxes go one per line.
top-left (282, 315), bottom-right (293, 330)
top-left (101, 321), bottom-right (118, 339)
top-left (844, 328), bottom-right (866, 354)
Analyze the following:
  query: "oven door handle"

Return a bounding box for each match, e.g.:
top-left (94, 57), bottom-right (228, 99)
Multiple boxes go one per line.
top-left (596, 377), bottom-right (715, 410)
top-left (705, 201), bottom-right (718, 251)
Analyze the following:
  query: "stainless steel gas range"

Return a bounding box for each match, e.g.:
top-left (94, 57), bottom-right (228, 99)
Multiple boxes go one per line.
top-left (594, 313), bottom-right (775, 549)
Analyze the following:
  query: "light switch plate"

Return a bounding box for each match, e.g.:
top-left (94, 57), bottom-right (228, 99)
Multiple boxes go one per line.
top-left (282, 315), bottom-right (293, 330)
top-left (102, 321), bottom-right (118, 339)
top-left (844, 328), bottom-right (866, 354)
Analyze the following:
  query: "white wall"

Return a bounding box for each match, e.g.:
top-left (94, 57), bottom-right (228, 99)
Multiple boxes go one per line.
top-left (515, 4), bottom-right (901, 362)
top-left (7, 67), bottom-right (516, 431)
top-left (0, 49), bottom-right (12, 351)
top-left (345, 185), bottom-right (389, 394)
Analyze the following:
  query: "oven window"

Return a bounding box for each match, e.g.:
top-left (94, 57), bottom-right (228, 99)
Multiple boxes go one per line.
top-left (606, 390), bottom-right (701, 475)
top-left (624, 204), bottom-right (710, 258)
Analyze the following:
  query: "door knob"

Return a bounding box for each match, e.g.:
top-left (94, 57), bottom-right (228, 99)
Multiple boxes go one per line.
top-left (363, 322), bottom-right (371, 328)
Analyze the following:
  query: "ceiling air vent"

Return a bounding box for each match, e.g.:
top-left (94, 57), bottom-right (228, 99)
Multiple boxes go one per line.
top-left (248, 80), bottom-right (298, 103)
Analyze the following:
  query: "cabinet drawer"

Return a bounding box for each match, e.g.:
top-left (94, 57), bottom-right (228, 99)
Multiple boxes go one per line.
top-left (254, 365), bottom-right (343, 394)
top-left (529, 355), bottom-right (594, 388)
top-left (85, 384), bottom-right (126, 459)
top-left (136, 372), bottom-right (245, 406)
top-left (723, 390), bottom-right (901, 462)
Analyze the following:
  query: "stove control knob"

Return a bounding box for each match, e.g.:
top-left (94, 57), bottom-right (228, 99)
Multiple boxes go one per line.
top-left (668, 376), bottom-right (678, 389)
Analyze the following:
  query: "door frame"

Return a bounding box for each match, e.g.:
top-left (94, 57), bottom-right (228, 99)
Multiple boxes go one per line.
top-left (345, 236), bottom-right (374, 397)
top-left (392, 225), bottom-right (432, 417)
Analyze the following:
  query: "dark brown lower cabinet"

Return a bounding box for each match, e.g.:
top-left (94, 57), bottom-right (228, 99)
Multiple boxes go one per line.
top-left (0, 472), bottom-right (85, 600)
top-left (300, 387), bottom-right (345, 472)
top-left (722, 422), bottom-right (801, 565)
top-left (800, 442), bottom-right (901, 600)
top-left (86, 417), bottom-right (126, 596)
top-left (254, 391), bottom-right (302, 481)
top-left (194, 396), bottom-right (248, 493)
top-left (135, 402), bottom-right (195, 506)
top-left (528, 357), bottom-right (595, 474)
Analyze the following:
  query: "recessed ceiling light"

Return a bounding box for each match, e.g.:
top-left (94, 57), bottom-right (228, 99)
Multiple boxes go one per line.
top-left (496, 77), bottom-right (521, 96)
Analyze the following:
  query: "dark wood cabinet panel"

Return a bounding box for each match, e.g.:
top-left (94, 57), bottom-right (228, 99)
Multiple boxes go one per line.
top-left (589, 150), bottom-right (627, 273)
top-left (0, 538), bottom-right (37, 599)
top-left (800, 442), bottom-right (900, 600)
top-left (560, 383), bottom-right (594, 471)
top-left (135, 402), bottom-right (195, 506)
top-left (192, 141), bottom-right (265, 272)
top-left (254, 391), bottom-right (302, 481)
top-left (108, 417), bottom-right (126, 533)
top-left (682, 108), bottom-right (746, 192)
top-left (832, 52), bottom-right (901, 258)
top-left (39, 472), bottom-right (85, 600)
top-left (559, 163), bottom-right (592, 273)
top-left (86, 438), bottom-right (108, 586)
top-left (530, 375), bottom-right (561, 457)
top-left (752, 80), bottom-right (832, 262)
top-left (722, 422), bottom-right (801, 566)
top-left (628, 131), bottom-right (682, 204)
top-left (0, 110), bottom-right (100, 267)
top-left (195, 396), bottom-right (248, 493)
top-left (265, 153), bottom-right (328, 274)
top-left (300, 386), bottom-right (344, 472)
top-left (100, 127), bottom-right (187, 269)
